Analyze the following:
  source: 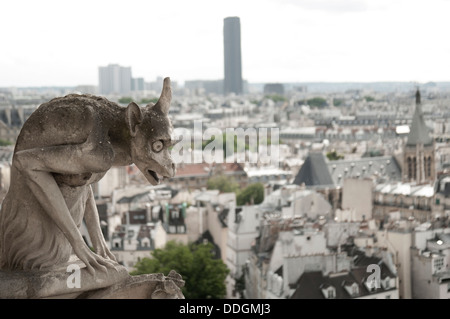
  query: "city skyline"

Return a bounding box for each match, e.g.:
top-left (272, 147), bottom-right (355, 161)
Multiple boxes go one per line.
top-left (2, 0), bottom-right (450, 87)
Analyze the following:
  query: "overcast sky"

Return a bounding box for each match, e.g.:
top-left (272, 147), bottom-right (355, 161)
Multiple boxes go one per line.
top-left (2, 0), bottom-right (450, 87)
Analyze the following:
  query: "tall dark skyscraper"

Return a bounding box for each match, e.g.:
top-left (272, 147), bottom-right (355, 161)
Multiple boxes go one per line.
top-left (223, 17), bottom-right (243, 95)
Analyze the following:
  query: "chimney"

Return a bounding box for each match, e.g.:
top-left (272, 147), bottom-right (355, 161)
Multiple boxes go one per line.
top-left (365, 245), bottom-right (373, 257)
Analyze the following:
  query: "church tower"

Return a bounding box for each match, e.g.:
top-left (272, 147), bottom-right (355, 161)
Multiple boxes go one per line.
top-left (403, 89), bottom-right (435, 183)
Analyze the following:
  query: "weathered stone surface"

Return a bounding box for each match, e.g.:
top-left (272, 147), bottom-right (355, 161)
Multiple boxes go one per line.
top-left (0, 256), bottom-right (184, 299)
top-left (79, 270), bottom-right (185, 299)
top-left (0, 256), bottom-right (129, 299)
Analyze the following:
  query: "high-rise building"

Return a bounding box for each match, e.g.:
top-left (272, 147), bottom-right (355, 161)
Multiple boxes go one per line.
top-left (223, 17), bottom-right (243, 95)
top-left (131, 77), bottom-right (145, 92)
top-left (264, 83), bottom-right (285, 95)
top-left (98, 64), bottom-right (132, 96)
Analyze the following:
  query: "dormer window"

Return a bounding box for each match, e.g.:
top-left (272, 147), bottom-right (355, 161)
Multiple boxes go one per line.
top-left (344, 282), bottom-right (359, 297)
top-left (381, 276), bottom-right (391, 290)
top-left (321, 285), bottom-right (336, 299)
top-left (365, 277), bottom-right (378, 292)
top-left (351, 283), bottom-right (359, 296)
top-left (112, 238), bottom-right (122, 250)
top-left (141, 237), bottom-right (150, 248)
top-left (327, 287), bottom-right (335, 299)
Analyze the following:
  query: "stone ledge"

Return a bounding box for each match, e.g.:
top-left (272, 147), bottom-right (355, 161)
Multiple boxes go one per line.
top-left (0, 257), bottom-right (129, 299)
top-left (79, 270), bottom-right (185, 299)
top-left (0, 256), bottom-right (184, 299)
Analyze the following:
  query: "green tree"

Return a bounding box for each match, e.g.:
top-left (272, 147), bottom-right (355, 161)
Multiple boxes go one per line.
top-left (333, 98), bottom-right (344, 107)
top-left (0, 139), bottom-right (13, 146)
top-left (237, 183), bottom-right (264, 206)
top-left (364, 96), bottom-right (375, 102)
top-left (118, 97), bottom-right (134, 104)
top-left (265, 94), bottom-right (287, 103)
top-left (326, 150), bottom-right (344, 161)
top-left (307, 97), bottom-right (327, 108)
top-left (131, 241), bottom-right (229, 299)
top-left (140, 97), bottom-right (159, 104)
top-left (207, 176), bottom-right (265, 206)
top-left (207, 175), bottom-right (240, 193)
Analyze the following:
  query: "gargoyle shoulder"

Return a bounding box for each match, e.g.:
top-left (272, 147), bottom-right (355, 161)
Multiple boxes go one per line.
top-left (15, 94), bottom-right (116, 151)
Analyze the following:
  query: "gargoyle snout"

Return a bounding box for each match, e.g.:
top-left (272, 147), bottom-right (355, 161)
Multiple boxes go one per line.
top-left (167, 162), bottom-right (176, 178)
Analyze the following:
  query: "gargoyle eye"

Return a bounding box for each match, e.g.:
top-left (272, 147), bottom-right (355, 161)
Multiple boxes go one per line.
top-left (152, 140), bottom-right (164, 153)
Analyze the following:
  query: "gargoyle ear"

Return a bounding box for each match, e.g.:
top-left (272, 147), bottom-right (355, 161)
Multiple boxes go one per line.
top-left (126, 102), bottom-right (143, 137)
top-left (152, 77), bottom-right (172, 114)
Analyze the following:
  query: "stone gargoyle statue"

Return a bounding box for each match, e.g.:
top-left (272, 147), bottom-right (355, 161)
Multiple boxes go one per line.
top-left (0, 77), bottom-right (184, 299)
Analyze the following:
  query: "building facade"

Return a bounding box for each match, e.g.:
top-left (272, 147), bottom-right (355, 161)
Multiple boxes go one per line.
top-left (411, 227), bottom-right (450, 299)
top-left (98, 64), bottom-right (132, 96)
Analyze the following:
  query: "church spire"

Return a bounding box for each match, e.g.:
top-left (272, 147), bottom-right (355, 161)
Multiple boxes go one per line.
top-left (403, 88), bottom-right (435, 184)
top-left (406, 88), bottom-right (432, 147)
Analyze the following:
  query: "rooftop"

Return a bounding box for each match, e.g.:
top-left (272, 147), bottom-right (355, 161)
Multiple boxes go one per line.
top-left (173, 162), bottom-right (245, 178)
top-left (293, 152), bottom-right (402, 188)
top-left (290, 249), bottom-right (397, 299)
top-left (374, 182), bottom-right (434, 197)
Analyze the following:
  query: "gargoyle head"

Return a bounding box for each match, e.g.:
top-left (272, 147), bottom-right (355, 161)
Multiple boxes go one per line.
top-left (125, 77), bottom-right (178, 185)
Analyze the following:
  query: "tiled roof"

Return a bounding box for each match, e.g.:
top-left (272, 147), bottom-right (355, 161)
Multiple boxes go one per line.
top-left (174, 162), bottom-right (245, 177)
top-left (293, 152), bottom-right (402, 188)
top-left (291, 254), bottom-right (396, 299)
top-left (137, 224), bottom-right (152, 240)
top-left (374, 182), bottom-right (434, 197)
top-left (289, 245), bottom-right (397, 299)
top-left (328, 156), bottom-right (402, 186)
top-left (293, 152), bottom-right (334, 187)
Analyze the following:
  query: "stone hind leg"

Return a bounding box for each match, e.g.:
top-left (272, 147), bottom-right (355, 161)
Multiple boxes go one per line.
top-left (0, 186), bottom-right (71, 270)
top-left (12, 143), bottom-right (115, 275)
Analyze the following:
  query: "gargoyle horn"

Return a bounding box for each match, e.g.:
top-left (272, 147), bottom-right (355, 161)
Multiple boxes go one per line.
top-left (153, 77), bottom-right (172, 114)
